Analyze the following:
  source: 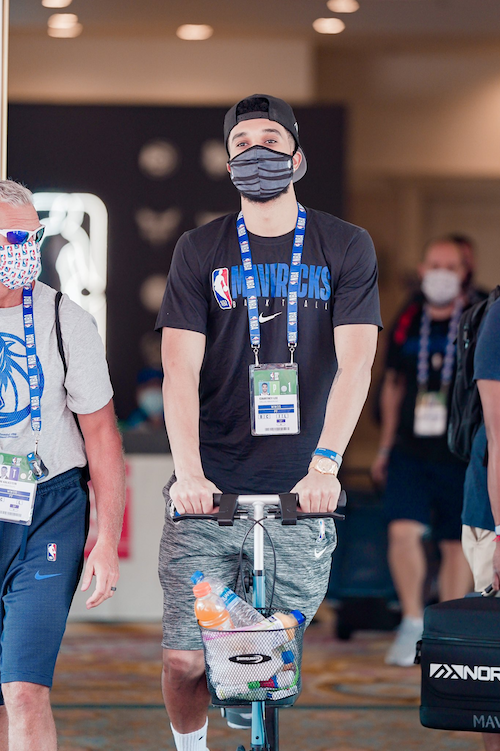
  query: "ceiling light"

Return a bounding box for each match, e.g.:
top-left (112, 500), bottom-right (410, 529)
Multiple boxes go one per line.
top-left (176, 24), bottom-right (213, 41)
top-left (47, 12), bottom-right (78, 28)
top-left (47, 13), bottom-right (82, 37)
top-left (327, 0), bottom-right (359, 13)
top-left (313, 18), bottom-right (346, 34)
top-left (42, 0), bottom-right (73, 8)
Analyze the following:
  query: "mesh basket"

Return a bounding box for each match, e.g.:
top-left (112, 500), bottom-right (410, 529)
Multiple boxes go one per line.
top-left (200, 611), bottom-right (305, 706)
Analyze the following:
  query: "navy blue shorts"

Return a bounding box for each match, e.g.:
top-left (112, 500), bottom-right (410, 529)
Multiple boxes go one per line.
top-left (0, 468), bottom-right (89, 702)
top-left (384, 448), bottom-right (466, 541)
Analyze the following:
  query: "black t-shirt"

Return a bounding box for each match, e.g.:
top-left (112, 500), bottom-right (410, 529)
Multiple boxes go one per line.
top-left (156, 208), bottom-right (382, 493)
top-left (386, 301), bottom-right (461, 464)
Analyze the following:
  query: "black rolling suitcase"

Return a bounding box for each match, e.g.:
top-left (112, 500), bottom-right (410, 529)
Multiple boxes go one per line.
top-left (327, 469), bottom-right (399, 639)
top-left (418, 597), bottom-right (500, 733)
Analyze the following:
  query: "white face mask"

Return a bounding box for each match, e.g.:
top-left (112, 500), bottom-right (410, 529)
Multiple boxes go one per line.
top-left (421, 268), bottom-right (461, 307)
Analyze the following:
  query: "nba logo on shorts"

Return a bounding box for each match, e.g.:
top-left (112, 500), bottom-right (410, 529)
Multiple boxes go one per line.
top-left (47, 543), bottom-right (57, 562)
top-left (212, 268), bottom-right (232, 310)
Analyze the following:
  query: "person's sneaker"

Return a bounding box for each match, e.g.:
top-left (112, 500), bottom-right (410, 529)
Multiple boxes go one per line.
top-left (385, 616), bottom-right (423, 667)
top-left (221, 708), bottom-right (252, 729)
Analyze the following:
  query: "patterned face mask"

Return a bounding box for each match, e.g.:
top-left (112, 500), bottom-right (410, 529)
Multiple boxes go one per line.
top-left (0, 240), bottom-right (41, 290)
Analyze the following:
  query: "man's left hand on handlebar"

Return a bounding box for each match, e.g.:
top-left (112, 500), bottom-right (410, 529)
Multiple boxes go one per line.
top-left (291, 470), bottom-right (341, 513)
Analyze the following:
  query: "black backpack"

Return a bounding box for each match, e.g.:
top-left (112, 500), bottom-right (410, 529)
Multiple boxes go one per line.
top-left (447, 285), bottom-right (500, 463)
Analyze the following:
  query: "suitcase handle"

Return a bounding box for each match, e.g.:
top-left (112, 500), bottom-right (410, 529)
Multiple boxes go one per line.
top-left (481, 583), bottom-right (498, 597)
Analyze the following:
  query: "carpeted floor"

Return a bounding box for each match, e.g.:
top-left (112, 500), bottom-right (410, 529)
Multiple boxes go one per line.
top-left (51, 604), bottom-right (483, 751)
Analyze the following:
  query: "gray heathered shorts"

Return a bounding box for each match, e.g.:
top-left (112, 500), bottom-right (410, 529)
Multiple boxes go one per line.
top-left (158, 475), bottom-right (337, 650)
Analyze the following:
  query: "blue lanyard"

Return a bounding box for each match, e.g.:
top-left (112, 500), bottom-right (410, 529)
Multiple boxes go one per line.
top-left (236, 203), bottom-right (307, 363)
top-left (22, 286), bottom-right (42, 437)
top-left (417, 299), bottom-right (463, 391)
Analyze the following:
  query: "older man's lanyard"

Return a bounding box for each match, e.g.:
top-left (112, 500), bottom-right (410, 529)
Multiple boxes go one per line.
top-left (237, 203), bottom-right (306, 436)
top-left (0, 286), bottom-right (47, 535)
top-left (414, 299), bottom-right (463, 437)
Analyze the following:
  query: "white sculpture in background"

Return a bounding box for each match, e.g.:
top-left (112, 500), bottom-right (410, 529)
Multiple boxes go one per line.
top-left (33, 192), bottom-right (108, 346)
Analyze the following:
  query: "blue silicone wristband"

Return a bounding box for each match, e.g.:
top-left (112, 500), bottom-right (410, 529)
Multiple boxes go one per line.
top-left (312, 447), bottom-right (343, 468)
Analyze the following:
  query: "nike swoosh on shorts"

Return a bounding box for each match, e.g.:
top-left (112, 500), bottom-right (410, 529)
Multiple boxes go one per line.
top-left (35, 571), bottom-right (63, 580)
top-left (314, 548), bottom-right (327, 559)
top-left (258, 312), bottom-right (282, 324)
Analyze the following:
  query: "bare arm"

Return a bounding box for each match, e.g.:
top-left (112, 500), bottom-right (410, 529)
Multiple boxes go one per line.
top-left (161, 327), bottom-right (220, 513)
top-left (370, 368), bottom-right (406, 485)
top-left (292, 323), bottom-right (378, 512)
top-left (77, 400), bottom-right (126, 609)
top-left (477, 379), bottom-right (500, 589)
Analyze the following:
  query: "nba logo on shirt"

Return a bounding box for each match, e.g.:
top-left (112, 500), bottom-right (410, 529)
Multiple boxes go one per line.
top-left (212, 268), bottom-right (232, 310)
top-left (47, 543), bottom-right (57, 562)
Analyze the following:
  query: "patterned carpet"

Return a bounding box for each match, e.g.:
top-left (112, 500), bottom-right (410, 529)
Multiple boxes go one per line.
top-left (51, 604), bottom-right (483, 751)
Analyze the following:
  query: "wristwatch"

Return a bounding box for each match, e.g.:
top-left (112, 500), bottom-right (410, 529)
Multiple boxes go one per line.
top-left (309, 454), bottom-right (339, 476)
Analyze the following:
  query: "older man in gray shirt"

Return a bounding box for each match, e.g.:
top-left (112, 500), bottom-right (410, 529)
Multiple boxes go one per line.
top-left (0, 179), bottom-right (125, 751)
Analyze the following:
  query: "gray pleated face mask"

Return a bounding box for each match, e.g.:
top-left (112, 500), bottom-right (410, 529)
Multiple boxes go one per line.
top-left (228, 145), bottom-right (294, 202)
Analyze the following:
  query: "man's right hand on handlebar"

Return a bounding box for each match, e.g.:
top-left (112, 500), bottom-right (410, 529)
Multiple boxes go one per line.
top-left (170, 475), bottom-right (221, 514)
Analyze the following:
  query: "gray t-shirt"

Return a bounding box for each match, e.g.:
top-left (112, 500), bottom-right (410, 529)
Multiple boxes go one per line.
top-left (0, 281), bottom-right (113, 481)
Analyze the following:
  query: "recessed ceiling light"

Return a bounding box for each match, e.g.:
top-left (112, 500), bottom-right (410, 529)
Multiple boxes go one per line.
top-left (47, 12), bottom-right (78, 28)
top-left (327, 0), bottom-right (359, 13)
top-left (47, 13), bottom-right (82, 37)
top-left (42, 0), bottom-right (73, 8)
top-left (313, 18), bottom-right (346, 34)
top-left (176, 24), bottom-right (213, 41)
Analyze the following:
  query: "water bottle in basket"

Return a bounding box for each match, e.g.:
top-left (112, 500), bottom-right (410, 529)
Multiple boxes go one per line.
top-left (245, 610), bottom-right (305, 647)
top-left (193, 581), bottom-right (234, 630)
top-left (191, 571), bottom-right (264, 627)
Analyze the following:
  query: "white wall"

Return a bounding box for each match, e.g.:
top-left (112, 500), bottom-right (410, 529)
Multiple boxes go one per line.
top-left (318, 45), bottom-right (500, 183)
top-left (69, 453), bottom-right (173, 621)
top-left (9, 35), bottom-right (314, 105)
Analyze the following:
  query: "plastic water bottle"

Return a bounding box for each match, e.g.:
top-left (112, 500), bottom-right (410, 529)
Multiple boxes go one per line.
top-left (191, 571), bottom-right (264, 627)
top-left (267, 685), bottom-right (299, 701)
top-left (215, 684), bottom-right (262, 701)
top-left (193, 581), bottom-right (234, 630)
top-left (241, 609), bottom-right (306, 647)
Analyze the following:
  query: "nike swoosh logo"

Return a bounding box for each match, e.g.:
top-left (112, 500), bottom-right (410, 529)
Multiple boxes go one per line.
top-left (35, 571), bottom-right (63, 580)
top-left (259, 312), bottom-right (282, 324)
top-left (314, 548), bottom-right (327, 559)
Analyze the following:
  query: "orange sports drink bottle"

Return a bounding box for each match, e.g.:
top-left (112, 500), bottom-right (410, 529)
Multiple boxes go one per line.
top-left (193, 581), bottom-right (234, 630)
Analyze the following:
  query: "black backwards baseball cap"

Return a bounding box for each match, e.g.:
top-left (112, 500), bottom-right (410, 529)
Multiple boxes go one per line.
top-left (224, 94), bottom-right (307, 182)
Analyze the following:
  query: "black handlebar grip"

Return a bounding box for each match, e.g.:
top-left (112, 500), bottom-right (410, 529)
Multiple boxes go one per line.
top-left (337, 489), bottom-right (347, 508)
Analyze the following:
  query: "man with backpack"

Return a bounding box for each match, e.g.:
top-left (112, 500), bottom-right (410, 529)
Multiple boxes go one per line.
top-left (372, 236), bottom-right (473, 666)
top-left (459, 290), bottom-right (500, 750)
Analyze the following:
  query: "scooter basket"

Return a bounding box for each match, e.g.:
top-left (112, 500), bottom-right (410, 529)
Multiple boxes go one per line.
top-left (200, 612), bottom-right (305, 706)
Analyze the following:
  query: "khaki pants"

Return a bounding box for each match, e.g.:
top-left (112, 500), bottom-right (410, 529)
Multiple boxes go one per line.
top-left (462, 524), bottom-right (496, 593)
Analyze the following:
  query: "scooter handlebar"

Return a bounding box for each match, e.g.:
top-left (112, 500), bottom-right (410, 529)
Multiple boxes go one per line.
top-left (172, 489), bottom-right (347, 525)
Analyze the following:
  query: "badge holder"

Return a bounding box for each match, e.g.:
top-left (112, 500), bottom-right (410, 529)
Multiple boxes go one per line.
top-left (0, 453), bottom-right (39, 526)
top-left (250, 359), bottom-right (300, 436)
top-left (414, 390), bottom-right (448, 437)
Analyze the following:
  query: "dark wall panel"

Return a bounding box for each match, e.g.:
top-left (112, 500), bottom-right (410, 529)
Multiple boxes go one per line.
top-left (8, 103), bottom-right (345, 418)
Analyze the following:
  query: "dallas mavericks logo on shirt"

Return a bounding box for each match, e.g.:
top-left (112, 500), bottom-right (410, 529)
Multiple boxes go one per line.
top-left (0, 332), bottom-right (44, 432)
top-left (212, 268), bottom-right (233, 310)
